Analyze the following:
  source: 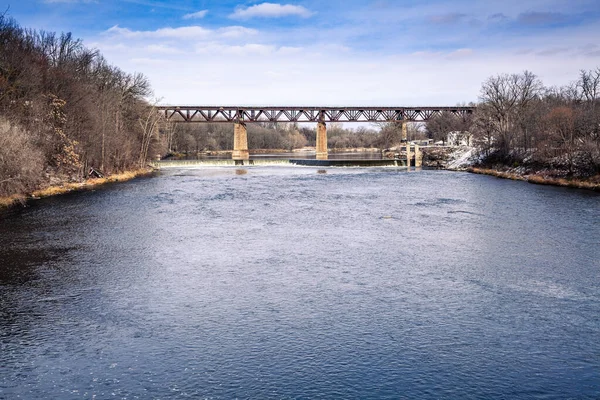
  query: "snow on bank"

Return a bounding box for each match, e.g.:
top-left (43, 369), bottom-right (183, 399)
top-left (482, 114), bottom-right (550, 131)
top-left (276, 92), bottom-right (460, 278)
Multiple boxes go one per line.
top-left (445, 147), bottom-right (478, 170)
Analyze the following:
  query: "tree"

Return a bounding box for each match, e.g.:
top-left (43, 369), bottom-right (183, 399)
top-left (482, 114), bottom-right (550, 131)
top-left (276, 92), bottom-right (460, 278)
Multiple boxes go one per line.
top-left (0, 14), bottom-right (159, 197)
top-left (0, 117), bottom-right (44, 196)
top-left (578, 68), bottom-right (600, 104)
top-left (426, 112), bottom-right (460, 145)
top-left (478, 71), bottom-right (544, 159)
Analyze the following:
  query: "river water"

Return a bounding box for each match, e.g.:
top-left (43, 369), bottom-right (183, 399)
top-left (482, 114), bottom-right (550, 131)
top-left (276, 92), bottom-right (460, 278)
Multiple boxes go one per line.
top-left (1, 166), bottom-right (599, 399)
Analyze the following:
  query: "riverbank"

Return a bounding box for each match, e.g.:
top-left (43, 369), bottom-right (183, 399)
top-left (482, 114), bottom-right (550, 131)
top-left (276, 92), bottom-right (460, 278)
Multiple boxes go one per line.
top-left (0, 168), bottom-right (156, 210)
top-left (422, 145), bottom-right (600, 192)
top-left (467, 167), bottom-right (600, 191)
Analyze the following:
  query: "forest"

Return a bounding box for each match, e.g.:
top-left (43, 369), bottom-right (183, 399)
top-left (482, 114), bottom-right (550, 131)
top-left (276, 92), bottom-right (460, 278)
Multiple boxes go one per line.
top-left (0, 14), bottom-right (161, 199)
top-left (1, 14), bottom-right (599, 201)
top-left (427, 69), bottom-right (600, 176)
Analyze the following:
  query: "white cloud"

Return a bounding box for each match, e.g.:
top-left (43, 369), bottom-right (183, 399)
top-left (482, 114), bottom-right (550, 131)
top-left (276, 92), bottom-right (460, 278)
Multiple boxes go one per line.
top-left (230, 3), bottom-right (313, 19)
top-left (130, 57), bottom-right (172, 66)
top-left (183, 10), bottom-right (208, 20)
top-left (219, 43), bottom-right (275, 56)
top-left (106, 25), bottom-right (211, 39)
top-left (104, 25), bottom-right (258, 40)
top-left (278, 46), bottom-right (303, 55)
top-left (447, 48), bottom-right (474, 59)
top-left (145, 44), bottom-right (184, 54)
top-left (192, 43), bottom-right (304, 57)
top-left (217, 26), bottom-right (259, 39)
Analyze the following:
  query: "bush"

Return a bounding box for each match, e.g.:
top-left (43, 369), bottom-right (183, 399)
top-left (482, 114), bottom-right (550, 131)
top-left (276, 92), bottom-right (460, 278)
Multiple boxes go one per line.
top-left (0, 118), bottom-right (44, 196)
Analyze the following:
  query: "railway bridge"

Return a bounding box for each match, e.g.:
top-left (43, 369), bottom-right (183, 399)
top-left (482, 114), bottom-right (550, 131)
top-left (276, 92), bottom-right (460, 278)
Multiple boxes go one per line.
top-left (157, 106), bottom-right (474, 160)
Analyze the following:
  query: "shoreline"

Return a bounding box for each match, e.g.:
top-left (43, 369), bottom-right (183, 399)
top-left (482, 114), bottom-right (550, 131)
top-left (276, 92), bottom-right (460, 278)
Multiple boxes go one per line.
top-left (0, 168), bottom-right (156, 210)
top-left (467, 167), bottom-right (600, 191)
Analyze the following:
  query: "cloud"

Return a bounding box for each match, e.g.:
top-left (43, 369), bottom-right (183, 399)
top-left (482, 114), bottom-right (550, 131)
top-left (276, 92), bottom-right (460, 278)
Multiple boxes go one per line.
top-left (83, 0), bottom-right (600, 107)
top-left (410, 48), bottom-right (474, 59)
top-left (204, 43), bottom-right (276, 56)
top-left (578, 44), bottom-right (598, 51)
top-left (192, 43), bottom-right (303, 56)
top-left (488, 13), bottom-right (509, 22)
top-left (145, 44), bottom-right (184, 54)
top-left (183, 10), bottom-right (208, 20)
top-left (516, 11), bottom-right (567, 26)
top-left (105, 25), bottom-right (258, 40)
top-left (536, 47), bottom-right (569, 56)
top-left (447, 48), bottom-right (474, 59)
top-left (106, 25), bottom-right (212, 39)
top-left (514, 48), bottom-right (534, 55)
top-left (428, 13), bottom-right (467, 24)
top-left (218, 26), bottom-right (259, 39)
top-left (230, 3), bottom-right (313, 19)
top-left (93, 34), bottom-right (600, 107)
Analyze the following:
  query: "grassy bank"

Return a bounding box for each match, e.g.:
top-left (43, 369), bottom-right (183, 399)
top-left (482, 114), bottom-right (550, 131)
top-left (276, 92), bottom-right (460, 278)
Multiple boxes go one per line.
top-left (0, 168), bottom-right (156, 210)
top-left (467, 167), bottom-right (600, 191)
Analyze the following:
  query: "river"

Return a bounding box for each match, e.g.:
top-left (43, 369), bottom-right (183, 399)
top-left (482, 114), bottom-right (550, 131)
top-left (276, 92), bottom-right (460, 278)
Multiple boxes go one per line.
top-left (1, 166), bottom-right (599, 399)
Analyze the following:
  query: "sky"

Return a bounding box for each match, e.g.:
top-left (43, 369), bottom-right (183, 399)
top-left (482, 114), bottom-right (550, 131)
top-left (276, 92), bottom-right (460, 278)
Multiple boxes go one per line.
top-left (3, 0), bottom-right (600, 106)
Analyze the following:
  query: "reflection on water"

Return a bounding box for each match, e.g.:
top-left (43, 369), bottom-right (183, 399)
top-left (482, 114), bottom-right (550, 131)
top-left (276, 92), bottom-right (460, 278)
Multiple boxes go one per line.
top-left (1, 167), bottom-right (599, 399)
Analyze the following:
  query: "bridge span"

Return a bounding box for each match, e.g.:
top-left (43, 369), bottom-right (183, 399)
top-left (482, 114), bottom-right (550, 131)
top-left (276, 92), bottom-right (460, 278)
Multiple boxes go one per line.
top-left (157, 105), bottom-right (474, 160)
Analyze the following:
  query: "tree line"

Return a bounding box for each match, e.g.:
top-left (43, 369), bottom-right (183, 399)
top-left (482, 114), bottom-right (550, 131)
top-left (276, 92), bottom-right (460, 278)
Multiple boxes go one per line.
top-left (167, 121), bottom-right (428, 156)
top-left (0, 14), bottom-right (161, 198)
top-left (427, 69), bottom-right (600, 176)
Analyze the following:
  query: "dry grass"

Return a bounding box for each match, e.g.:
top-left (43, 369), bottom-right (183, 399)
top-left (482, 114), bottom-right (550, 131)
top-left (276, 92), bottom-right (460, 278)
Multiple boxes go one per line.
top-left (467, 168), bottom-right (527, 181)
top-left (32, 182), bottom-right (85, 198)
top-left (468, 168), bottom-right (600, 191)
top-left (31, 169), bottom-right (153, 199)
top-left (526, 175), bottom-right (600, 190)
top-left (0, 194), bottom-right (27, 208)
top-left (0, 168), bottom-right (155, 209)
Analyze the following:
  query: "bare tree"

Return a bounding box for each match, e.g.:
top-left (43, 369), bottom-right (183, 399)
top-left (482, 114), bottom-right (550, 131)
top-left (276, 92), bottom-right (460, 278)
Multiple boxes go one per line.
top-left (138, 101), bottom-right (162, 167)
top-left (479, 71), bottom-right (544, 158)
top-left (578, 68), bottom-right (600, 104)
top-left (426, 112), bottom-right (461, 145)
top-left (0, 118), bottom-right (43, 196)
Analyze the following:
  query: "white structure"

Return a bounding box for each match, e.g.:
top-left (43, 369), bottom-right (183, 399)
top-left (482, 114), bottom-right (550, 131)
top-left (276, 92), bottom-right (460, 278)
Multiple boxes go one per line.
top-left (446, 131), bottom-right (472, 146)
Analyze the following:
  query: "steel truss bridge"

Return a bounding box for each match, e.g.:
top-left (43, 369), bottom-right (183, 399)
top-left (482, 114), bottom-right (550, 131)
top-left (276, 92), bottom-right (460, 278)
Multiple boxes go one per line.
top-left (157, 106), bottom-right (474, 123)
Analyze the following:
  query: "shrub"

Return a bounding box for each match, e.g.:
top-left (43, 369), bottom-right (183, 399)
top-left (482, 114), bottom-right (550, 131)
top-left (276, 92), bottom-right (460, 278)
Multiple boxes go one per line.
top-left (0, 118), bottom-right (44, 197)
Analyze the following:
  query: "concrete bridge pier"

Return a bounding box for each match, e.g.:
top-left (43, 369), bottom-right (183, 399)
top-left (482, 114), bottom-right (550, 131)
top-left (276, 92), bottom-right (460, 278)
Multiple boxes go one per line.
top-left (402, 120), bottom-right (408, 142)
top-left (406, 143), bottom-right (412, 167)
top-left (414, 144), bottom-right (422, 167)
top-left (316, 119), bottom-right (328, 160)
top-left (233, 122), bottom-right (249, 160)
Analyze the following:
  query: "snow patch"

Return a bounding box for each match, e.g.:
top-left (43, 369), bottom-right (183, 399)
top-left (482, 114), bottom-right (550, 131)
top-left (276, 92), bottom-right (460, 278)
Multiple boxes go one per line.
top-left (446, 147), bottom-right (477, 170)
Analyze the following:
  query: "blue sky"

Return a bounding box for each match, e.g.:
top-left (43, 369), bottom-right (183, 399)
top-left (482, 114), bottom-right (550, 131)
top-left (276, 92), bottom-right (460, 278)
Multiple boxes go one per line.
top-left (4, 0), bottom-right (600, 105)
